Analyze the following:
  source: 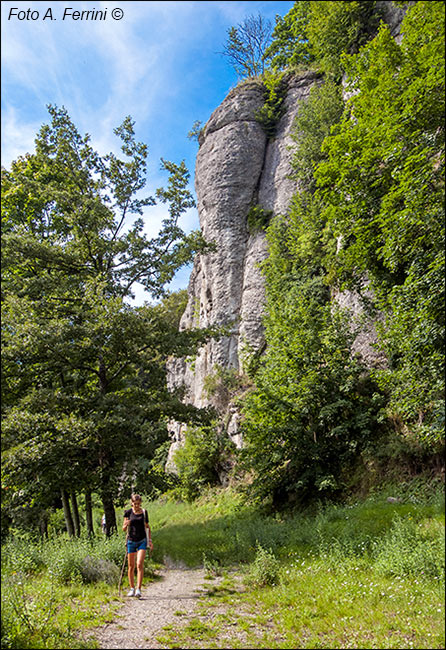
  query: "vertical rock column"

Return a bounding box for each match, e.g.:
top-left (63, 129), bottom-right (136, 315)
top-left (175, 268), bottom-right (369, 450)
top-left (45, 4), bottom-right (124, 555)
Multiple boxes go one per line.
top-left (238, 72), bottom-right (322, 361)
top-left (165, 81), bottom-right (267, 468)
top-left (166, 72), bottom-right (321, 469)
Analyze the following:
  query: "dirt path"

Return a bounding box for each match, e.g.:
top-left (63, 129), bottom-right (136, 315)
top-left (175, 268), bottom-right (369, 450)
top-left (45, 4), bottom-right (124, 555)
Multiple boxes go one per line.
top-left (92, 567), bottom-right (216, 649)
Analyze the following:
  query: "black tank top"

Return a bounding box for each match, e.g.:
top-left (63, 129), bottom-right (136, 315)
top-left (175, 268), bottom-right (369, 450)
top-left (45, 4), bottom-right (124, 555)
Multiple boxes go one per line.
top-left (124, 508), bottom-right (148, 542)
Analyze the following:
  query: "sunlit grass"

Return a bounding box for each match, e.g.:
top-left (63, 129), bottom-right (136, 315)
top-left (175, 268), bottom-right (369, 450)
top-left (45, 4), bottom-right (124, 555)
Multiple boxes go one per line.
top-left (158, 558), bottom-right (444, 649)
top-left (147, 479), bottom-right (444, 649)
top-left (1, 571), bottom-right (121, 649)
top-left (2, 478), bottom-right (443, 649)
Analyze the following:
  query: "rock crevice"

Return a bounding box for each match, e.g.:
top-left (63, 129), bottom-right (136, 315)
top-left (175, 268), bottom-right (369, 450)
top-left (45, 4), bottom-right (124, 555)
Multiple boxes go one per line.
top-left (166, 6), bottom-right (408, 471)
top-left (166, 72), bottom-right (320, 468)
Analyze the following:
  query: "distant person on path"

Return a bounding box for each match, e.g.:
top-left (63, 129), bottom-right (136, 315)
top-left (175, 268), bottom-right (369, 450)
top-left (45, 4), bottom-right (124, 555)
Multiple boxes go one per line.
top-left (123, 493), bottom-right (153, 598)
top-left (101, 513), bottom-right (106, 533)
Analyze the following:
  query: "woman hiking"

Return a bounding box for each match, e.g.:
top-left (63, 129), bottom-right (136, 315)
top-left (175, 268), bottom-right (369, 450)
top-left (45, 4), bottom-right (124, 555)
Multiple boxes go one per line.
top-left (123, 493), bottom-right (153, 598)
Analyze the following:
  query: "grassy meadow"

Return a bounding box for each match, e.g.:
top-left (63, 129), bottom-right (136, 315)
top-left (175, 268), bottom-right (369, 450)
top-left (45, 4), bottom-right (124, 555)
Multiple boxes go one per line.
top-left (1, 477), bottom-right (444, 649)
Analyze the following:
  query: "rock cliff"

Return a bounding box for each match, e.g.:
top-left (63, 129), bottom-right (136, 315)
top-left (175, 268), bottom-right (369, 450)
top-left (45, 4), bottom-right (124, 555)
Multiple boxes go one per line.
top-left (166, 4), bottom-right (409, 472)
top-left (166, 71), bottom-right (322, 467)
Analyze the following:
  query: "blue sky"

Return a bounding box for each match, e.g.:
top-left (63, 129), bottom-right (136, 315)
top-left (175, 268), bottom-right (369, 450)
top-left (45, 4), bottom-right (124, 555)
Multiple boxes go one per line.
top-left (1, 0), bottom-right (294, 302)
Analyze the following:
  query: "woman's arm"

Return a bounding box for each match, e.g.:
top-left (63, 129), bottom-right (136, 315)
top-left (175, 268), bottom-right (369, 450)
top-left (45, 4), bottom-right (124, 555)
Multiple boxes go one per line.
top-left (123, 517), bottom-right (130, 532)
top-left (146, 522), bottom-right (153, 549)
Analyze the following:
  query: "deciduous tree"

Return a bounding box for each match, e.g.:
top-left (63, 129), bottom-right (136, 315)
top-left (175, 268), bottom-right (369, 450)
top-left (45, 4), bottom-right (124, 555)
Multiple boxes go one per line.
top-left (1, 107), bottom-right (214, 534)
top-left (221, 13), bottom-right (272, 78)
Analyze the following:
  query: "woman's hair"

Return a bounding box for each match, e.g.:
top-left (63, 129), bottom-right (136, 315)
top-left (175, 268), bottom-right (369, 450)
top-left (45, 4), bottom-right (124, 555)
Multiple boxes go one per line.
top-left (131, 493), bottom-right (142, 503)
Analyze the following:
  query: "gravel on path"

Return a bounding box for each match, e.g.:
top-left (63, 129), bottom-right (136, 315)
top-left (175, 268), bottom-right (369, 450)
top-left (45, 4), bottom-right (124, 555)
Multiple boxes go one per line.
top-left (92, 567), bottom-right (214, 649)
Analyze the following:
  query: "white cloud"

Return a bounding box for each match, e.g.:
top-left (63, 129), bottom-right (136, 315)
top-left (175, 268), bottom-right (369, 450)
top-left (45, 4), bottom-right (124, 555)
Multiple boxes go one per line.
top-left (2, 0), bottom-right (292, 301)
top-left (1, 0), bottom-right (219, 164)
top-left (1, 105), bottom-right (40, 166)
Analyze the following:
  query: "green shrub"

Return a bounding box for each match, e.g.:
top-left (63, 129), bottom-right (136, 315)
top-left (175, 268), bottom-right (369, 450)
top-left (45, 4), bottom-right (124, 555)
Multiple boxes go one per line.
top-left (202, 364), bottom-right (247, 409)
top-left (92, 533), bottom-right (126, 568)
top-left (173, 423), bottom-right (235, 501)
top-left (44, 534), bottom-right (125, 585)
top-left (202, 552), bottom-right (223, 577)
top-left (255, 70), bottom-right (287, 137)
top-left (291, 79), bottom-right (344, 192)
top-left (187, 120), bottom-right (204, 143)
top-left (246, 544), bottom-right (281, 587)
top-left (374, 515), bottom-right (445, 581)
top-left (246, 204), bottom-right (273, 234)
top-left (2, 536), bottom-right (46, 576)
top-left (49, 548), bottom-right (83, 584)
top-left (47, 509), bottom-right (68, 536)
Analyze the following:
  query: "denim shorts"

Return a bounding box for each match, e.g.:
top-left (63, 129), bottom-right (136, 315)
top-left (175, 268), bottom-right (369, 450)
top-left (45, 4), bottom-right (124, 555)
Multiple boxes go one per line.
top-left (127, 538), bottom-right (147, 554)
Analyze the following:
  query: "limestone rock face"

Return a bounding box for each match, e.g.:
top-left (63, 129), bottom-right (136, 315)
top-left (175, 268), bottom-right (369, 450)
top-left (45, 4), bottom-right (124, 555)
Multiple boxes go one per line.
top-left (375, 0), bottom-right (408, 41)
top-left (165, 5), bottom-right (408, 472)
top-left (166, 72), bottom-right (320, 469)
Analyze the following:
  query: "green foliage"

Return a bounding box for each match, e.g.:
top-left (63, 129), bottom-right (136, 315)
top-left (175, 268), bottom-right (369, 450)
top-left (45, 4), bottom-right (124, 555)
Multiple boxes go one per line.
top-left (264, 1), bottom-right (382, 76)
top-left (374, 515), bottom-right (445, 580)
top-left (246, 544), bottom-right (281, 587)
top-left (202, 364), bottom-right (246, 411)
top-left (316, 1), bottom-right (445, 444)
top-left (254, 69), bottom-right (287, 137)
top-left (1, 106), bottom-right (214, 532)
top-left (144, 439), bottom-right (180, 499)
top-left (202, 551), bottom-right (223, 577)
top-left (308, 1), bottom-right (381, 76)
top-left (173, 424), bottom-right (234, 501)
top-left (264, 1), bottom-right (313, 70)
top-left (3, 535), bottom-right (46, 576)
top-left (246, 204), bottom-right (274, 233)
top-left (187, 120), bottom-right (204, 143)
top-left (291, 79), bottom-right (344, 191)
top-left (241, 191), bottom-right (386, 507)
top-left (241, 1), bottom-right (444, 507)
top-left (152, 289), bottom-right (188, 329)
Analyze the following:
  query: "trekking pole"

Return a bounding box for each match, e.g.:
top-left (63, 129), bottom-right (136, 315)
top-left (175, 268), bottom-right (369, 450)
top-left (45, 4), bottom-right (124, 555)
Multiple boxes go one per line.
top-left (118, 531), bottom-right (129, 598)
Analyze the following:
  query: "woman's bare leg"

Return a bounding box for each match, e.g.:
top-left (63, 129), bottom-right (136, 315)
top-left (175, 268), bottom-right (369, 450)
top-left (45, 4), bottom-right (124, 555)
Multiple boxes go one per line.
top-left (136, 549), bottom-right (146, 589)
top-left (127, 552), bottom-right (136, 588)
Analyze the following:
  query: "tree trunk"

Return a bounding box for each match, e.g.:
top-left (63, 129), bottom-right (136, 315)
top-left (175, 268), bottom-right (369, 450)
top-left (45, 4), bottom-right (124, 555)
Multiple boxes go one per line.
top-left (61, 488), bottom-right (75, 538)
top-left (39, 512), bottom-right (48, 538)
top-left (85, 490), bottom-right (94, 536)
top-left (70, 491), bottom-right (81, 537)
top-left (98, 360), bottom-right (117, 536)
top-left (101, 490), bottom-right (117, 537)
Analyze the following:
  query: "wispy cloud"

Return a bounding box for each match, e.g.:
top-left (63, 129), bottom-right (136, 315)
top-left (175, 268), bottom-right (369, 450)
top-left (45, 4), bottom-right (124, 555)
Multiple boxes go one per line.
top-left (1, 0), bottom-right (291, 165)
top-left (2, 1), bottom-right (218, 163)
top-left (1, 105), bottom-right (40, 166)
top-left (1, 0), bottom-right (292, 299)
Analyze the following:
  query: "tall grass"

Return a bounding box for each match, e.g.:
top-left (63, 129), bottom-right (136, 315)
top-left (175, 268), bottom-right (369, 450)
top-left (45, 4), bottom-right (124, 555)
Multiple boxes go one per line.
top-left (1, 530), bottom-right (151, 649)
top-left (149, 479), bottom-right (445, 579)
top-left (2, 477), bottom-right (443, 649)
top-left (151, 478), bottom-right (444, 650)
top-left (2, 531), bottom-right (127, 584)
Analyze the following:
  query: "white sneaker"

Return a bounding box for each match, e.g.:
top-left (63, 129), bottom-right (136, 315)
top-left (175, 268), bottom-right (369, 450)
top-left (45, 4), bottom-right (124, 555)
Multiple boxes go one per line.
top-left (127, 588), bottom-right (135, 597)
top-left (135, 588), bottom-right (141, 598)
